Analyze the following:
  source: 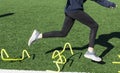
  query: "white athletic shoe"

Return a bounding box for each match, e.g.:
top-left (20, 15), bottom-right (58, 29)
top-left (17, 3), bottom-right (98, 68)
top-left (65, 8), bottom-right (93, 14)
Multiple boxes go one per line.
top-left (28, 30), bottom-right (40, 46)
top-left (84, 51), bottom-right (102, 62)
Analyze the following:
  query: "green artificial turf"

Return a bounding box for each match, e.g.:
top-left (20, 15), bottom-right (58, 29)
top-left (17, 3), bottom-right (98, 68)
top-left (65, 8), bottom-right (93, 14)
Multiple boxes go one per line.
top-left (0, 0), bottom-right (120, 73)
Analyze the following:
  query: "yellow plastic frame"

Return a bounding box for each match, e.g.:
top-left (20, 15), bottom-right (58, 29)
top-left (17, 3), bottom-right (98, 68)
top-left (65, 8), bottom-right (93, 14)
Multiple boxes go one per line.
top-left (1, 49), bottom-right (30, 61)
top-left (52, 42), bottom-right (74, 72)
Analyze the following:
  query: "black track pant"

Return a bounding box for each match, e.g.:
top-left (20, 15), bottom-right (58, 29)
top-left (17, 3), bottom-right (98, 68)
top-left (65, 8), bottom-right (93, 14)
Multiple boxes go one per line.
top-left (43, 10), bottom-right (99, 48)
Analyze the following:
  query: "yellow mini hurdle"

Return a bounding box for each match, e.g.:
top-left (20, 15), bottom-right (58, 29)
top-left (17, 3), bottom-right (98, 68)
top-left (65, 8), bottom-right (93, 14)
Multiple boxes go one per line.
top-left (112, 55), bottom-right (120, 73)
top-left (52, 42), bottom-right (74, 72)
top-left (1, 49), bottom-right (30, 61)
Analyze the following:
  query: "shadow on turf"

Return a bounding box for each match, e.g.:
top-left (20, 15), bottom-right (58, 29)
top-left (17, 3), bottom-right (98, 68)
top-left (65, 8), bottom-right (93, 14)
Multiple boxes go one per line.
top-left (19, 54), bottom-right (36, 62)
top-left (45, 32), bottom-right (120, 64)
top-left (0, 13), bottom-right (14, 18)
top-left (61, 52), bottom-right (82, 71)
top-left (45, 47), bottom-right (85, 54)
top-left (80, 32), bottom-right (120, 58)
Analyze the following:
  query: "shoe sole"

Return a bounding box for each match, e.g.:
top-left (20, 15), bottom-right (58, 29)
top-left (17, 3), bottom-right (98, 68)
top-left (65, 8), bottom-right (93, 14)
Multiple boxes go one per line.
top-left (84, 54), bottom-right (101, 62)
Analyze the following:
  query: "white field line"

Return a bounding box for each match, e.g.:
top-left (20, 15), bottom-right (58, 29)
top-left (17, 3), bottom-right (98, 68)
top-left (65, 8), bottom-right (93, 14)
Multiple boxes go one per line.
top-left (0, 69), bottom-right (86, 73)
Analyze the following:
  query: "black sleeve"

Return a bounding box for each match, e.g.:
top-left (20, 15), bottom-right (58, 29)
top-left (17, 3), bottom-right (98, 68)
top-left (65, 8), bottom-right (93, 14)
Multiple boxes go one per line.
top-left (91, 0), bottom-right (116, 8)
